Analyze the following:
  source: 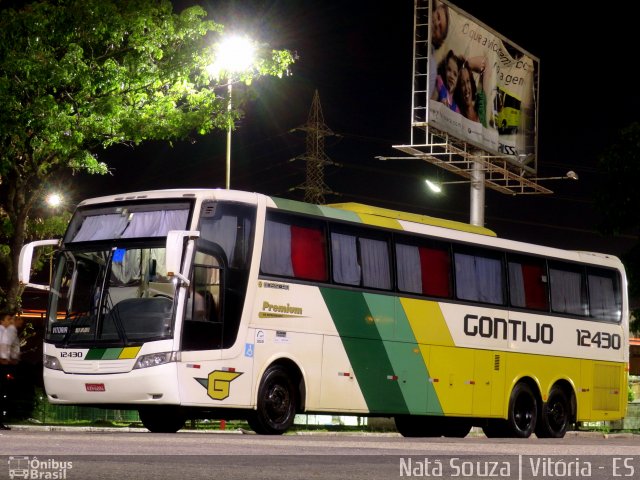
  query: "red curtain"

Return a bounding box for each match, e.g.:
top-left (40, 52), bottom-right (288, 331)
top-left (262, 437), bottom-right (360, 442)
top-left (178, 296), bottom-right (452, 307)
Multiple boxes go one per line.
top-left (521, 263), bottom-right (548, 310)
top-left (419, 247), bottom-right (451, 297)
top-left (291, 225), bottom-right (327, 281)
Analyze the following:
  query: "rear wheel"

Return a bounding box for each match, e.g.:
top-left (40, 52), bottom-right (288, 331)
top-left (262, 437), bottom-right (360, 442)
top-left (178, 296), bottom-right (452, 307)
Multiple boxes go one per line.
top-left (535, 386), bottom-right (571, 438)
top-left (139, 406), bottom-right (186, 433)
top-left (247, 365), bottom-right (298, 435)
top-left (506, 382), bottom-right (538, 438)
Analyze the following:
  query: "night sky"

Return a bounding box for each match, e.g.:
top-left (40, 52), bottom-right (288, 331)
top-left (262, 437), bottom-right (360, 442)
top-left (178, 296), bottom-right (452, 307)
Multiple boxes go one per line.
top-left (71, 1), bottom-right (639, 258)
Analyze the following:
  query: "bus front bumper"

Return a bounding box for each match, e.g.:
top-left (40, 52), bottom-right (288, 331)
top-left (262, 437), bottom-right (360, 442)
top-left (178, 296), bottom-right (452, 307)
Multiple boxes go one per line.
top-left (43, 363), bottom-right (180, 405)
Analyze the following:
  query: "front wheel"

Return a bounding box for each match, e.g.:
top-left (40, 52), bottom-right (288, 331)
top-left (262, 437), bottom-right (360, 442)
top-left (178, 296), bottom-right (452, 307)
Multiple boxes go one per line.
top-left (535, 386), bottom-right (571, 438)
top-left (139, 406), bottom-right (186, 433)
top-left (506, 382), bottom-right (538, 438)
top-left (247, 365), bottom-right (298, 435)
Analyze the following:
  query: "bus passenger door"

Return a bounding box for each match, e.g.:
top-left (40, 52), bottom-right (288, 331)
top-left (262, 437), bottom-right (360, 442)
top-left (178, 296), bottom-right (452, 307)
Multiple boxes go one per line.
top-left (178, 252), bottom-right (224, 405)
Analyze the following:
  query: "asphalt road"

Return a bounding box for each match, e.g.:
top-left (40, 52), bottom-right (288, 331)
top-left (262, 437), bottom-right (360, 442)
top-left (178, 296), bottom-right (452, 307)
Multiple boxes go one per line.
top-left (1, 428), bottom-right (639, 480)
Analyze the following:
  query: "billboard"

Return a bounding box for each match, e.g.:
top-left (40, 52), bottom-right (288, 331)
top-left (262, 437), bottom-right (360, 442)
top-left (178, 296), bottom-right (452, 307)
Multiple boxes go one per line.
top-left (427, 0), bottom-right (539, 170)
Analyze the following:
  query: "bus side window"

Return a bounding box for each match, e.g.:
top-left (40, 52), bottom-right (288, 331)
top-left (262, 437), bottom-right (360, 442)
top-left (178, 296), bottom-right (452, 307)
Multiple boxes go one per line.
top-left (508, 255), bottom-right (549, 311)
top-left (396, 239), bottom-right (451, 298)
top-left (182, 253), bottom-right (222, 351)
top-left (260, 217), bottom-right (328, 281)
top-left (331, 230), bottom-right (391, 290)
top-left (549, 262), bottom-right (587, 316)
top-left (587, 267), bottom-right (621, 323)
top-left (454, 247), bottom-right (504, 305)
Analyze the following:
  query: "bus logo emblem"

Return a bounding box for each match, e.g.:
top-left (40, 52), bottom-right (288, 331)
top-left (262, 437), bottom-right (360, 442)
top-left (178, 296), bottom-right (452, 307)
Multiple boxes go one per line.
top-left (195, 370), bottom-right (243, 401)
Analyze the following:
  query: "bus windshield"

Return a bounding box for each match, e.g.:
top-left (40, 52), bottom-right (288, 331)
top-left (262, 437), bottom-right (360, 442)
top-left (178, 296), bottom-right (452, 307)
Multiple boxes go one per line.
top-left (46, 200), bottom-right (192, 345)
top-left (46, 245), bottom-right (176, 345)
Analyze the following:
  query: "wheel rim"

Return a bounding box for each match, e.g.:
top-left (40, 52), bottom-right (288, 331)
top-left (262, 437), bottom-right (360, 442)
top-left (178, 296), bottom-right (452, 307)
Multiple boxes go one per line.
top-left (546, 396), bottom-right (568, 433)
top-left (514, 392), bottom-right (535, 433)
top-left (264, 383), bottom-right (292, 425)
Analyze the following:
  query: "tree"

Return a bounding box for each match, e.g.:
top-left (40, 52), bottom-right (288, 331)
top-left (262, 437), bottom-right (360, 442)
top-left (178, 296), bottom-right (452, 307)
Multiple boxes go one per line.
top-left (597, 122), bottom-right (640, 333)
top-left (0, 0), bottom-right (294, 311)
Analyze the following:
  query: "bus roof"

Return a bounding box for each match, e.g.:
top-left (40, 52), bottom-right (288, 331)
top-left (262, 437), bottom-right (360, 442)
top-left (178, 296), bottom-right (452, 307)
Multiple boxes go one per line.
top-left (327, 203), bottom-right (496, 236)
top-left (268, 197), bottom-right (496, 237)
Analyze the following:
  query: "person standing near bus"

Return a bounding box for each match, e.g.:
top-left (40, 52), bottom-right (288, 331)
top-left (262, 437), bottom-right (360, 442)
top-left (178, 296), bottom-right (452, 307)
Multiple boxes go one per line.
top-left (0, 309), bottom-right (23, 430)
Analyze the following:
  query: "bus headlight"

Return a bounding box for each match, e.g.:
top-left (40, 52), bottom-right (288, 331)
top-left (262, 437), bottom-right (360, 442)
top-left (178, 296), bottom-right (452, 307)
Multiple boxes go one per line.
top-left (43, 355), bottom-right (63, 371)
top-left (133, 352), bottom-right (179, 370)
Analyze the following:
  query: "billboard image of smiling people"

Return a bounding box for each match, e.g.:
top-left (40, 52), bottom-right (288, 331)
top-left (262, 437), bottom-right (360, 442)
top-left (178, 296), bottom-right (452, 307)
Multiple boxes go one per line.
top-left (427, 0), bottom-right (538, 167)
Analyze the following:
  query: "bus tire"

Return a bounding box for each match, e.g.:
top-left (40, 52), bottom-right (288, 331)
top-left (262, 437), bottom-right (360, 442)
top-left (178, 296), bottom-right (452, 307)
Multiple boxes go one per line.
top-left (394, 415), bottom-right (444, 437)
top-left (138, 406), bottom-right (185, 433)
top-left (535, 386), bottom-right (571, 438)
top-left (247, 365), bottom-right (298, 435)
top-left (506, 382), bottom-right (537, 438)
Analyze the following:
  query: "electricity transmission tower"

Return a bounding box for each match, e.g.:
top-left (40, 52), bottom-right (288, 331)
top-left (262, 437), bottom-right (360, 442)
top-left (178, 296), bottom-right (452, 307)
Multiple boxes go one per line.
top-left (291, 90), bottom-right (338, 204)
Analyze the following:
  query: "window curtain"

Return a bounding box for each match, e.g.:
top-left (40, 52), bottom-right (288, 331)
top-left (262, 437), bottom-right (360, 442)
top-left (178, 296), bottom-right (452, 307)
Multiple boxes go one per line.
top-left (121, 210), bottom-right (189, 238)
top-left (550, 268), bottom-right (584, 315)
top-left (111, 249), bottom-right (141, 285)
top-left (420, 247), bottom-right (450, 297)
top-left (260, 220), bottom-right (293, 276)
top-left (455, 253), bottom-right (503, 304)
top-left (331, 233), bottom-right (360, 285)
top-left (508, 262), bottom-right (526, 307)
top-left (359, 237), bottom-right (390, 289)
top-left (588, 273), bottom-right (619, 321)
top-left (72, 214), bottom-right (129, 242)
top-left (291, 225), bottom-right (327, 281)
top-left (396, 244), bottom-right (422, 293)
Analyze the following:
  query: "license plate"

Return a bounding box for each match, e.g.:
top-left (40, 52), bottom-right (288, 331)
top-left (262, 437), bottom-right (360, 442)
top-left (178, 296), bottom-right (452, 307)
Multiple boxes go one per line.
top-left (85, 383), bottom-right (106, 392)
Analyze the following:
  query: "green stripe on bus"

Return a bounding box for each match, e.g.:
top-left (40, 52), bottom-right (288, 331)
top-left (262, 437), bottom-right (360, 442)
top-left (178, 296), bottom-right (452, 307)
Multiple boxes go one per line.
top-left (85, 348), bottom-right (106, 360)
top-left (393, 298), bottom-right (443, 414)
top-left (85, 347), bottom-right (141, 360)
top-left (270, 197), bottom-right (325, 217)
top-left (320, 287), bottom-right (408, 414)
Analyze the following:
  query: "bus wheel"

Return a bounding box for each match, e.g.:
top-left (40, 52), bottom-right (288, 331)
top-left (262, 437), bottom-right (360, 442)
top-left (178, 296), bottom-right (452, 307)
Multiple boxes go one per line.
top-left (394, 415), bottom-right (444, 437)
top-left (248, 365), bottom-right (298, 435)
top-left (506, 382), bottom-right (537, 438)
top-left (535, 386), bottom-right (571, 438)
top-left (138, 406), bottom-right (185, 433)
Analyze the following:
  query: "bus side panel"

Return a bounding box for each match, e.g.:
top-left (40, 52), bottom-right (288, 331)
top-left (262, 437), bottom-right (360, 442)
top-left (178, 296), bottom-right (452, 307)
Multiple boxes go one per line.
top-left (320, 288), bottom-right (408, 414)
top-left (319, 335), bottom-right (368, 412)
top-left (578, 360), bottom-right (627, 422)
top-left (590, 362), bottom-right (627, 421)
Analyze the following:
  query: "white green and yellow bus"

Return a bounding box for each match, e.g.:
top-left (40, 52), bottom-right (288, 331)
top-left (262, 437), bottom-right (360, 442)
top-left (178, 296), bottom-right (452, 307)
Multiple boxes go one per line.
top-left (19, 188), bottom-right (628, 437)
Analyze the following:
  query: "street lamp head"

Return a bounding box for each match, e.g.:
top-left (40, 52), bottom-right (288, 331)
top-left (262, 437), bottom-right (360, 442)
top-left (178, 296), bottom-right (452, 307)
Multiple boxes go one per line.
top-left (46, 193), bottom-right (63, 208)
top-left (425, 179), bottom-right (442, 194)
top-left (209, 35), bottom-right (256, 79)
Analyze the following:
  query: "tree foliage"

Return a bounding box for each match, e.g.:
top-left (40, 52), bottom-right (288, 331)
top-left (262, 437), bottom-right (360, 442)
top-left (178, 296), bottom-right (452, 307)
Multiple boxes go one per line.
top-left (0, 0), bottom-right (294, 311)
top-left (597, 122), bottom-right (640, 333)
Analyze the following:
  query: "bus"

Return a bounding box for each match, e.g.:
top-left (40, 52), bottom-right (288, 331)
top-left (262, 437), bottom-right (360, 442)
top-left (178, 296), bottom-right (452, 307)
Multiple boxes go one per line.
top-left (494, 86), bottom-right (521, 134)
top-left (19, 188), bottom-right (628, 437)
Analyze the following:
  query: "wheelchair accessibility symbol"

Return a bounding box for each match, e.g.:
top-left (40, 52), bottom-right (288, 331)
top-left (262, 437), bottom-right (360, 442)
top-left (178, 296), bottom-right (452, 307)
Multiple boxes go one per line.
top-left (244, 343), bottom-right (254, 358)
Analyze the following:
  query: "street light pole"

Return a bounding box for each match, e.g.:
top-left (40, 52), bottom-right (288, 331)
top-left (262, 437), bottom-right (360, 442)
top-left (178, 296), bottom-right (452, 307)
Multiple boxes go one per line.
top-left (226, 82), bottom-right (232, 189)
top-left (210, 35), bottom-right (256, 191)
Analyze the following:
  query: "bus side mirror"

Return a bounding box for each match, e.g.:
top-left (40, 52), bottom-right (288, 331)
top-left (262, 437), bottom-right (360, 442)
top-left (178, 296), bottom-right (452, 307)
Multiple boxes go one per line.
top-left (18, 239), bottom-right (60, 291)
top-left (165, 230), bottom-right (200, 286)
